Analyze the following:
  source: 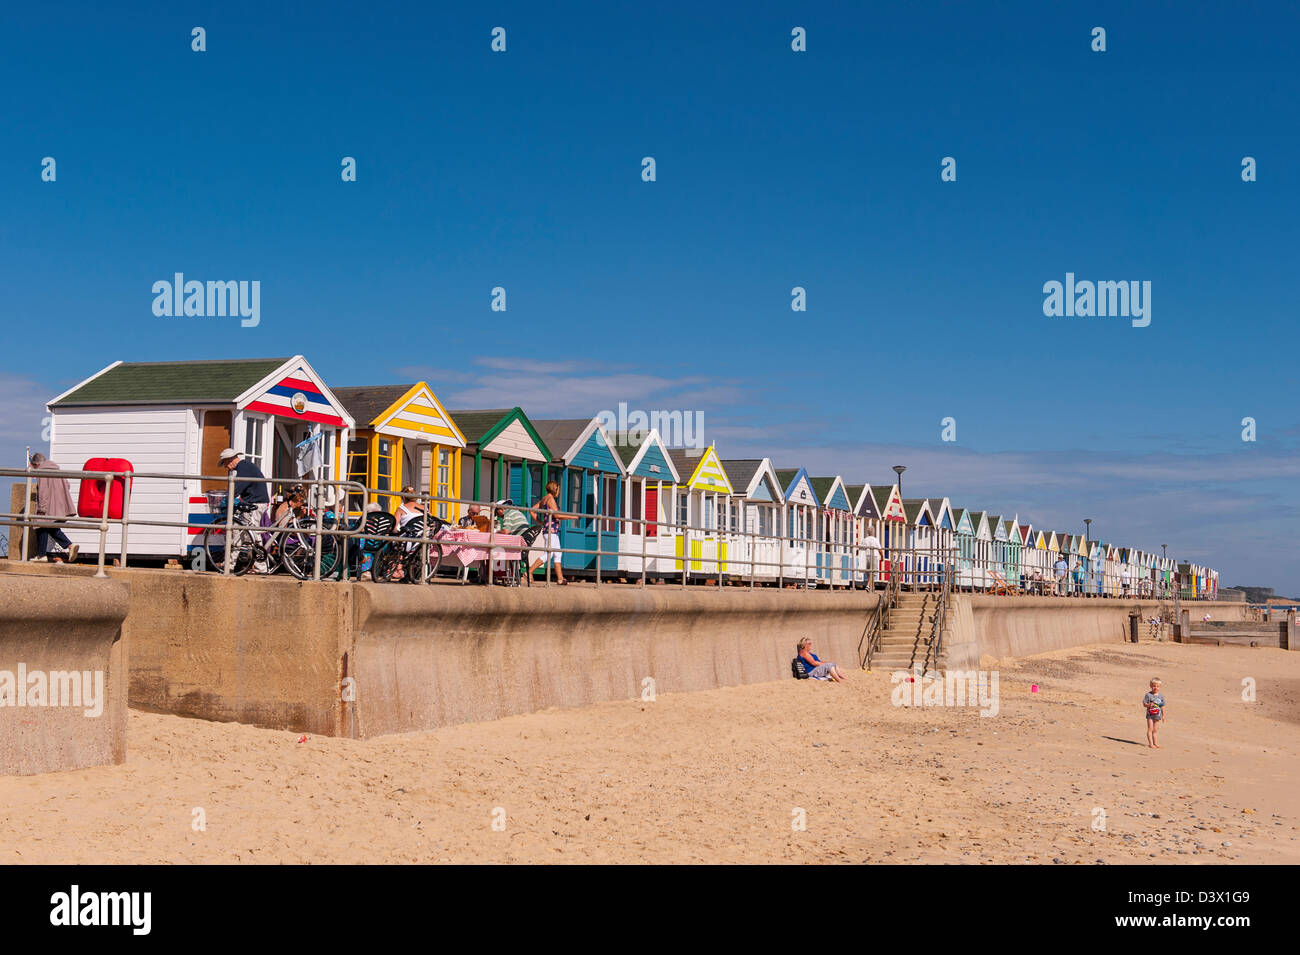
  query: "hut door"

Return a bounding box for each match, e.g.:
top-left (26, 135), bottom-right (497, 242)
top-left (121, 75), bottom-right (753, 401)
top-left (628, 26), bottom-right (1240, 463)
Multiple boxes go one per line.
top-left (645, 486), bottom-right (658, 537)
top-left (200, 410), bottom-right (233, 491)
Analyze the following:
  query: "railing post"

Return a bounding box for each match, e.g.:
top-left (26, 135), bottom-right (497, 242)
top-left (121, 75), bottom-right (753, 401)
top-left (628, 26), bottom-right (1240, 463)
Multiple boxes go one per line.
top-left (312, 480), bottom-right (324, 582)
top-left (119, 471), bottom-right (131, 569)
top-left (95, 471), bottom-right (111, 578)
top-left (19, 469), bottom-right (33, 562)
top-left (487, 499), bottom-right (495, 588)
top-left (681, 519), bottom-right (688, 589)
top-left (749, 524), bottom-right (756, 590)
top-left (417, 489), bottom-right (429, 586)
top-left (223, 468), bottom-right (236, 576)
top-left (594, 508), bottom-right (600, 588)
top-left (640, 512), bottom-right (647, 588)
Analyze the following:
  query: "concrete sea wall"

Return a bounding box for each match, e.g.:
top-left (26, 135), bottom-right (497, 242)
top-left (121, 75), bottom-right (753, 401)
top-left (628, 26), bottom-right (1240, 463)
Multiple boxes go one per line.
top-left (0, 561), bottom-right (1257, 740)
top-left (0, 571), bottom-right (130, 774)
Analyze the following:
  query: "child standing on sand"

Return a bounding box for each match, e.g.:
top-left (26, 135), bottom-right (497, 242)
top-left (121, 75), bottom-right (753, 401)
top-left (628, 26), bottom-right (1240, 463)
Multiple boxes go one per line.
top-left (1143, 678), bottom-right (1165, 748)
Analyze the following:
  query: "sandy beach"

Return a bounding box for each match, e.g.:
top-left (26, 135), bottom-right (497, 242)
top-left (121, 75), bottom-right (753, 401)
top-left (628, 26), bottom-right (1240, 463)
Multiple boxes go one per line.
top-left (1, 640), bottom-right (1296, 864)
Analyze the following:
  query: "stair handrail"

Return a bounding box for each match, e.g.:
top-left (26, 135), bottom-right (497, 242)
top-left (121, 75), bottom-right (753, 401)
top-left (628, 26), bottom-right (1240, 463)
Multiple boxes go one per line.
top-left (921, 548), bottom-right (954, 674)
top-left (860, 548), bottom-right (901, 669)
top-left (907, 590), bottom-right (934, 673)
top-left (857, 545), bottom-right (899, 670)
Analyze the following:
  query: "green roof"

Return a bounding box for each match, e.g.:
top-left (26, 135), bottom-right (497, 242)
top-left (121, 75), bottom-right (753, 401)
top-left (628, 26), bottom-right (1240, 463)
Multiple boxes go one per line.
top-left (809, 476), bottom-right (837, 502)
top-left (447, 409), bottom-right (516, 444)
top-left (51, 358), bottom-right (290, 406)
top-left (449, 408), bottom-right (552, 459)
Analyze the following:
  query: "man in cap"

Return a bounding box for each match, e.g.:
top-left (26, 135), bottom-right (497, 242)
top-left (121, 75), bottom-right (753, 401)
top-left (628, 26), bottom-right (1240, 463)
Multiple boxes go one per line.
top-left (219, 447), bottom-right (270, 519)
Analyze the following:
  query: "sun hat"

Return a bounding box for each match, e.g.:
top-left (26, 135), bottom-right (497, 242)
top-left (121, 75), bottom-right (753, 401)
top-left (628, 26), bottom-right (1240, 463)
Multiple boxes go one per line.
top-left (218, 448), bottom-right (239, 463)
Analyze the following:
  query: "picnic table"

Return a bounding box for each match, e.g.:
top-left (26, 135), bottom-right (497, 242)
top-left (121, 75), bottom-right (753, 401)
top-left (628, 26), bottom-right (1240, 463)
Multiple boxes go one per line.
top-left (435, 528), bottom-right (528, 571)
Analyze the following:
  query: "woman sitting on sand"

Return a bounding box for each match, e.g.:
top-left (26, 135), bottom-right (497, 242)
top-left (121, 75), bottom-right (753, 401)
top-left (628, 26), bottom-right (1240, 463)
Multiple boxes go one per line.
top-left (797, 637), bottom-right (846, 683)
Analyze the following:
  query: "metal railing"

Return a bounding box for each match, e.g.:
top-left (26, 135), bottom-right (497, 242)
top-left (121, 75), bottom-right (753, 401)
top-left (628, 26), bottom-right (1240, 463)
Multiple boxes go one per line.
top-left (1, 465), bottom-right (1220, 598)
top-left (859, 558), bottom-right (900, 670)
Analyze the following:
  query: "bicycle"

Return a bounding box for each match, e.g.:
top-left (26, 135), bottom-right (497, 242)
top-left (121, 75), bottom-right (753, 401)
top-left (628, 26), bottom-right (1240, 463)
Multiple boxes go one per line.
top-left (201, 491), bottom-right (269, 576)
top-left (278, 505), bottom-right (348, 580)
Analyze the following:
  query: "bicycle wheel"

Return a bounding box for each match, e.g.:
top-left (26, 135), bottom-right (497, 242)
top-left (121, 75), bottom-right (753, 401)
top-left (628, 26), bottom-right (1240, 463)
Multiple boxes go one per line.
top-left (371, 548), bottom-right (403, 582)
top-left (280, 516), bottom-right (336, 580)
top-left (403, 541), bottom-right (443, 583)
top-left (203, 525), bottom-right (256, 576)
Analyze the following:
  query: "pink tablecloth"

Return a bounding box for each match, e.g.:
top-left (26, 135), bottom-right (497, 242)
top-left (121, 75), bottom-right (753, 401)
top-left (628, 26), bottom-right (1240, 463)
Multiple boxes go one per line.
top-left (435, 528), bottom-right (527, 567)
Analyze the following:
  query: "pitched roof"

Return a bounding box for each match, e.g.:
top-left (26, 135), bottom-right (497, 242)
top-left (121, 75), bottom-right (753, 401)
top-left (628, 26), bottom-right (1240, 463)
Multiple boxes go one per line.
top-left (775, 469), bottom-right (798, 486)
top-left (532, 418), bottom-right (593, 460)
top-left (903, 498), bottom-right (929, 522)
top-left (51, 357), bottom-right (290, 406)
top-left (720, 459), bottom-right (762, 491)
top-left (810, 476), bottom-right (844, 504)
top-left (611, 430), bottom-right (647, 468)
top-left (668, 448), bottom-right (708, 481)
top-left (332, 384), bottom-right (416, 427)
top-left (447, 409), bottom-right (516, 444)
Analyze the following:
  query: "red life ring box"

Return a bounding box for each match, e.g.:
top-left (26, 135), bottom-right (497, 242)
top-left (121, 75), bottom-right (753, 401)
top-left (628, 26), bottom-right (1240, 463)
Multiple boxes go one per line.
top-left (77, 457), bottom-right (134, 519)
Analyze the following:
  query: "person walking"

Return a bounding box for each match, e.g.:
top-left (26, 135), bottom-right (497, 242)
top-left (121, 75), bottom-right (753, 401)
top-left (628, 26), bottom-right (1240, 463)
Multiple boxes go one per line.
top-left (862, 531), bottom-right (881, 588)
top-left (29, 453), bottom-right (79, 563)
top-left (1143, 678), bottom-right (1166, 749)
top-left (528, 480), bottom-right (572, 585)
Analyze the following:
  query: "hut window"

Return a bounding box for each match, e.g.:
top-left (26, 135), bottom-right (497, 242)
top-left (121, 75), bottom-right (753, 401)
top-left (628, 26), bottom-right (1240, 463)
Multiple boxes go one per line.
top-left (602, 475), bottom-right (618, 532)
top-left (563, 470), bottom-right (582, 526)
top-left (243, 417), bottom-right (265, 470)
top-left (347, 447), bottom-right (369, 513)
top-left (677, 490), bottom-right (688, 530)
top-left (528, 464), bottom-right (543, 505)
top-left (629, 479), bottom-right (643, 534)
top-left (435, 447), bottom-right (453, 519)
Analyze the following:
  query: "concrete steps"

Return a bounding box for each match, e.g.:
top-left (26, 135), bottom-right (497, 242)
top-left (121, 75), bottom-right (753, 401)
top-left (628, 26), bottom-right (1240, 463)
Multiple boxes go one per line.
top-left (865, 594), bottom-right (947, 670)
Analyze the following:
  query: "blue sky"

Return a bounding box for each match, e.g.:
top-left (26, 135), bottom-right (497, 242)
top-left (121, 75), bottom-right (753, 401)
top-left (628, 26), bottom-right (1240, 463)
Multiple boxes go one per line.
top-left (3, 1), bottom-right (1297, 589)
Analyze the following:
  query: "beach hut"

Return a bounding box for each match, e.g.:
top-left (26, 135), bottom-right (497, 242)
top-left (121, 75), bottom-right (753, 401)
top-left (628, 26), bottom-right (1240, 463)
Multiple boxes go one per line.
top-left (847, 484), bottom-right (884, 587)
top-left (778, 468), bottom-right (821, 585)
top-left (667, 446), bottom-right (734, 581)
top-left (532, 418), bottom-right (626, 575)
top-left (989, 516), bottom-right (1008, 589)
top-left (612, 429), bottom-right (680, 577)
top-left (1002, 514), bottom-right (1022, 588)
top-left (46, 356), bottom-right (354, 558)
top-left (901, 499), bottom-right (937, 587)
top-left (332, 383), bottom-right (465, 518)
top-left (867, 485), bottom-right (908, 584)
top-left (968, 511), bottom-right (992, 590)
top-left (926, 498), bottom-right (956, 576)
top-left (1017, 522), bottom-right (1037, 589)
top-left (953, 508), bottom-right (977, 589)
top-left (450, 408), bottom-right (553, 511)
top-left (810, 476), bottom-right (854, 587)
top-left (722, 458), bottom-right (786, 583)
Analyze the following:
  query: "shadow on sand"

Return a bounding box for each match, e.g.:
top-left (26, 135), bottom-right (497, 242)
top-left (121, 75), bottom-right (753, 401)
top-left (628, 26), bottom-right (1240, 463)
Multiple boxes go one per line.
top-left (1101, 736), bottom-right (1143, 746)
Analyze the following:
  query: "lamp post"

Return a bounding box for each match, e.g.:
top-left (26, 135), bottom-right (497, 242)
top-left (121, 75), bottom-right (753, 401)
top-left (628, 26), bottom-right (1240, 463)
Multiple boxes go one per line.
top-left (1161, 543), bottom-right (1167, 559)
top-left (891, 465), bottom-right (907, 583)
top-left (1084, 518), bottom-right (1092, 542)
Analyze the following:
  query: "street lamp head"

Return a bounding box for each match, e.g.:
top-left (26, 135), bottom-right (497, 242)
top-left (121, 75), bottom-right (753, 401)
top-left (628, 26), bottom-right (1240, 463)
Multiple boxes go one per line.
top-left (892, 465), bottom-right (906, 476)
